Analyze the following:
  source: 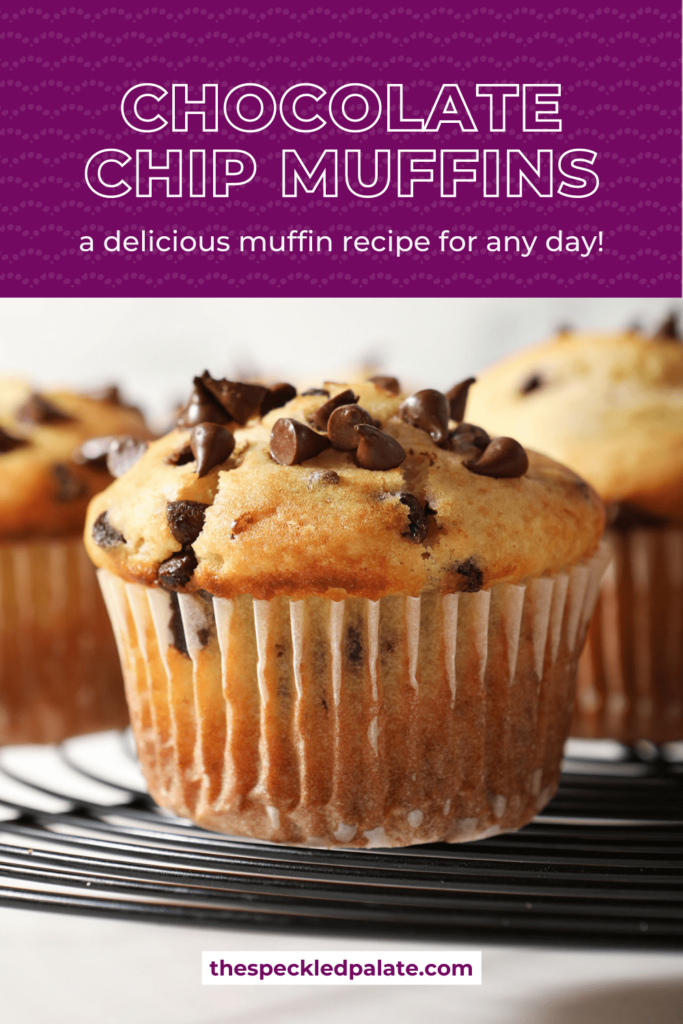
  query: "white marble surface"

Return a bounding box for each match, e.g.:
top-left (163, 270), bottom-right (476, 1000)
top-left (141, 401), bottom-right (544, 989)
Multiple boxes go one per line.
top-left (0, 906), bottom-right (681, 1024)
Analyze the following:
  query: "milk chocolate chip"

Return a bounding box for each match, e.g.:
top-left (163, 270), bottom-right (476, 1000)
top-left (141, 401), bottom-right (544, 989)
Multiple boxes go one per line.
top-left (190, 422), bottom-right (235, 477)
top-left (166, 500), bottom-right (209, 545)
top-left (449, 422), bottom-right (490, 452)
top-left (354, 424), bottom-right (406, 470)
top-left (368, 375), bottom-right (400, 394)
top-left (445, 378), bottom-right (476, 422)
top-left (310, 389), bottom-right (358, 431)
top-left (177, 377), bottom-right (231, 428)
top-left (52, 463), bottom-right (87, 502)
top-left (399, 390), bottom-right (450, 445)
top-left (455, 557), bottom-right (483, 593)
top-left (84, 384), bottom-right (140, 413)
top-left (270, 418), bottom-right (331, 465)
top-left (199, 372), bottom-right (267, 425)
top-left (301, 387), bottom-right (329, 397)
top-left (465, 437), bottom-right (529, 478)
top-left (308, 469), bottom-right (340, 488)
top-left (92, 510), bottom-right (125, 548)
top-left (167, 592), bottom-right (188, 656)
top-left (0, 426), bottom-right (28, 453)
top-left (519, 373), bottom-right (545, 395)
top-left (106, 437), bottom-right (148, 478)
top-left (158, 547), bottom-right (198, 591)
top-left (655, 313), bottom-right (680, 341)
top-left (260, 382), bottom-right (297, 416)
top-left (327, 404), bottom-right (374, 450)
top-left (17, 393), bottom-right (73, 425)
top-left (399, 493), bottom-right (428, 543)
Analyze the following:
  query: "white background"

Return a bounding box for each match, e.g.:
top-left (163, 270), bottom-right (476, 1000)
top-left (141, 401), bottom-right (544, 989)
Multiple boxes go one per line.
top-left (0, 295), bottom-right (681, 1023)
top-left (0, 296), bottom-right (675, 423)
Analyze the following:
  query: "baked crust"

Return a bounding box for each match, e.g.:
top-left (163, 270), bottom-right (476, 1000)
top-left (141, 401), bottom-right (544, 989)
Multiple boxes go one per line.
top-left (0, 378), bottom-right (152, 539)
top-left (85, 378), bottom-right (604, 600)
top-left (467, 330), bottom-right (683, 522)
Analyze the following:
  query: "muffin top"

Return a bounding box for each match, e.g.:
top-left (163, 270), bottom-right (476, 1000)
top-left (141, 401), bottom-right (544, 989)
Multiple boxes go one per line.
top-left (467, 319), bottom-right (683, 524)
top-left (84, 372), bottom-right (604, 601)
top-left (0, 378), bottom-right (152, 539)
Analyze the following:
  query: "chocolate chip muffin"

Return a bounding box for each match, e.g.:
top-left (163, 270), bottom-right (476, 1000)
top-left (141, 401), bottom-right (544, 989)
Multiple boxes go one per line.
top-left (0, 377), bottom-right (152, 745)
top-left (467, 315), bottom-right (683, 744)
top-left (86, 372), bottom-right (606, 848)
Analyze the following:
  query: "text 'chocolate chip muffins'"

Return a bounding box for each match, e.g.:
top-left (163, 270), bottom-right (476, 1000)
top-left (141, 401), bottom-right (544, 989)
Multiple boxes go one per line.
top-left (86, 372), bottom-right (607, 848)
top-left (467, 316), bottom-right (683, 744)
top-left (0, 378), bottom-right (153, 745)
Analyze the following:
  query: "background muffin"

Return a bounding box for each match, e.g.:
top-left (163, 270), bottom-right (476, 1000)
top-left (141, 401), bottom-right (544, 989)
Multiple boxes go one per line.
top-left (0, 377), bottom-right (152, 745)
top-left (86, 373), bottom-right (606, 848)
top-left (467, 317), bottom-right (683, 744)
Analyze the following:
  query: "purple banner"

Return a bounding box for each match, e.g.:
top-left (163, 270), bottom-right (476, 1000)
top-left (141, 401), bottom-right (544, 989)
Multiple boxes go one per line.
top-left (0, 3), bottom-right (680, 297)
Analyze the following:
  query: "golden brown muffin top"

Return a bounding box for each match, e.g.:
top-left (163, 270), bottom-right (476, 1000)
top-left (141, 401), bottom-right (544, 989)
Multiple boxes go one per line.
top-left (85, 373), bottom-right (604, 600)
top-left (0, 378), bottom-right (152, 539)
top-left (467, 318), bottom-right (683, 523)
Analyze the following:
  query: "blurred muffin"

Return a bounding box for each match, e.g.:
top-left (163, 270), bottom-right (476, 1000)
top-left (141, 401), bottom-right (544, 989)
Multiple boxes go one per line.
top-left (0, 378), bottom-right (152, 745)
top-left (86, 372), bottom-right (605, 848)
top-left (467, 316), bottom-right (683, 743)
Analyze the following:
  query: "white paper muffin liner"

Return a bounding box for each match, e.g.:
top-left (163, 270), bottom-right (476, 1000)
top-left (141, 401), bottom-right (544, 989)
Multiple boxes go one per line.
top-left (99, 543), bottom-right (609, 848)
top-left (573, 527), bottom-right (683, 744)
top-left (0, 536), bottom-right (128, 745)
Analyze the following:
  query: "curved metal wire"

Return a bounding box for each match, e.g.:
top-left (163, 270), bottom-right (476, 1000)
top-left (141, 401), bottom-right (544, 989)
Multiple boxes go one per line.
top-left (0, 733), bottom-right (680, 945)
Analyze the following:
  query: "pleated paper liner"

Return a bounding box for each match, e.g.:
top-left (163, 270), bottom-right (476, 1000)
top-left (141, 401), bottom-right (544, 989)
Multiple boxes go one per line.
top-left (99, 544), bottom-right (609, 849)
top-left (573, 527), bottom-right (683, 745)
top-left (0, 536), bottom-right (128, 745)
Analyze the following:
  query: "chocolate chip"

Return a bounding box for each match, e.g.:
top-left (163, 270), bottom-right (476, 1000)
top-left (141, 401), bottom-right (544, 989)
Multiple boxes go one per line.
top-left (465, 437), bottom-right (529, 479)
top-left (0, 426), bottom-right (28, 453)
top-left (301, 388), bottom-right (330, 397)
top-left (556, 323), bottom-right (573, 336)
top-left (158, 546), bottom-right (198, 591)
top-left (260, 382), bottom-right (297, 416)
top-left (308, 469), bottom-right (340, 488)
top-left (368, 375), bottom-right (400, 394)
top-left (327, 404), bottom-right (374, 450)
top-left (83, 384), bottom-right (140, 413)
top-left (177, 377), bottom-right (231, 428)
top-left (519, 373), bottom-right (545, 395)
top-left (167, 592), bottom-right (188, 656)
top-left (654, 313), bottom-right (680, 341)
top-left (399, 389), bottom-right (450, 445)
top-left (309, 388), bottom-right (358, 431)
top-left (455, 558), bottom-right (483, 593)
top-left (354, 424), bottom-right (406, 471)
top-left (16, 393), bottom-right (73, 425)
top-left (92, 510), bottom-right (125, 548)
top-left (106, 437), bottom-right (148, 478)
top-left (190, 422), bottom-right (235, 477)
top-left (449, 422), bottom-right (490, 452)
top-left (166, 500), bottom-right (209, 545)
top-left (399, 493), bottom-right (428, 543)
top-left (345, 625), bottom-right (363, 665)
top-left (270, 418), bottom-right (331, 465)
top-left (85, 384), bottom-right (122, 404)
top-left (445, 378), bottom-right (476, 422)
top-left (167, 443), bottom-right (194, 467)
top-left (52, 463), bottom-right (87, 502)
top-left (199, 371), bottom-right (267, 425)
top-left (72, 435), bottom-right (116, 471)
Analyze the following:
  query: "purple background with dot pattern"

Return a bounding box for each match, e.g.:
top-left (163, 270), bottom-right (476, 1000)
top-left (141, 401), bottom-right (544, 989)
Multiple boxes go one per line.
top-left (0, 3), bottom-right (680, 298)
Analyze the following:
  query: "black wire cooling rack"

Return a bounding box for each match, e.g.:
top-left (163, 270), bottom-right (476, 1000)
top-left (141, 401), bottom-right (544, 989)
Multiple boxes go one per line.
top-left (0, 732), bottom-right (681, 947)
